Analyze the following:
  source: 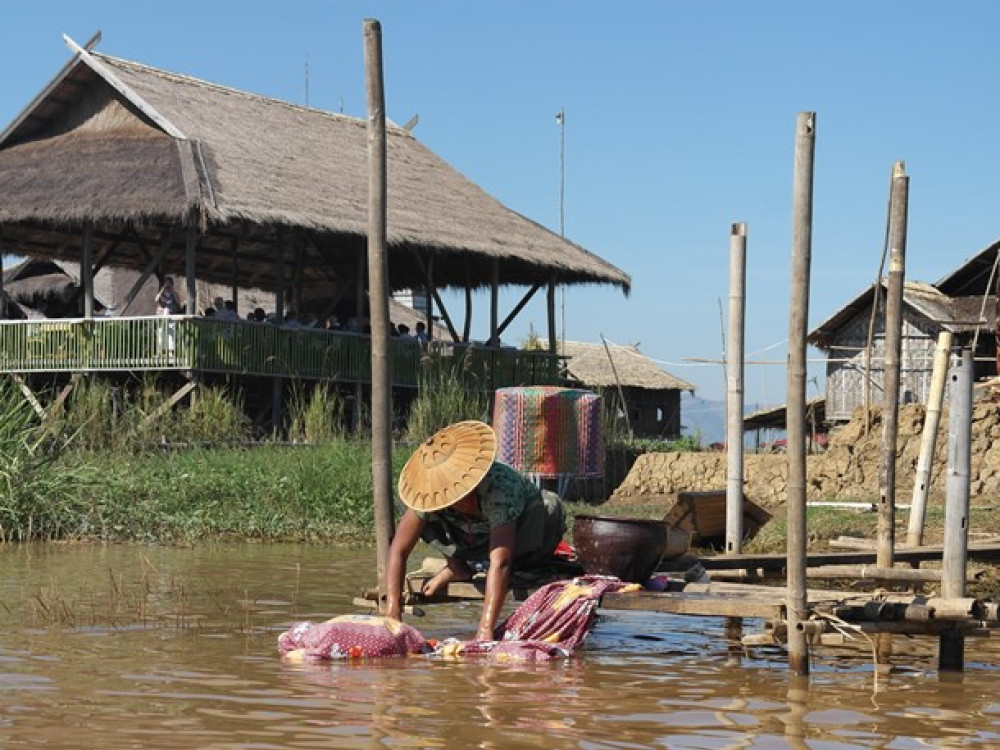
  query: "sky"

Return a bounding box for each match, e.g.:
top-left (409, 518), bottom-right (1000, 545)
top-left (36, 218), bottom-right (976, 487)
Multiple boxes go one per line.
top-left (3, 1), bottom-right (1000, 408)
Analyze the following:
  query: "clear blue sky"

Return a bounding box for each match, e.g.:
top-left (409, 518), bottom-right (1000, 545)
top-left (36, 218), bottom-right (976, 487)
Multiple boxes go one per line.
top-left (4, 2), bottom-right (999, 405)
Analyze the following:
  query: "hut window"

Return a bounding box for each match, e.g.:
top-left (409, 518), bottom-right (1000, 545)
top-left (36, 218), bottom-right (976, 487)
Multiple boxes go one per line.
top-left (656, 407), bottom-right (665, 424)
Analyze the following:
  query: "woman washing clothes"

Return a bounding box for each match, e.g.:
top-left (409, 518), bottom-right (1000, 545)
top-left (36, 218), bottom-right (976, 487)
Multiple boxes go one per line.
top-left (384, 420), bottom-right (566, 642)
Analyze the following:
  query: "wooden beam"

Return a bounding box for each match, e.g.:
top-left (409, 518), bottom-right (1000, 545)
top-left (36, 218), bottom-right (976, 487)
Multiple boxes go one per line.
top-left (142, 380), bottom-right (198, 427)
top-left (11, 374), bottom-right (45, 418)
top-left (119, 230), bottom-right (173, 316)
top-left (496, 282), bottom-right (542, 338)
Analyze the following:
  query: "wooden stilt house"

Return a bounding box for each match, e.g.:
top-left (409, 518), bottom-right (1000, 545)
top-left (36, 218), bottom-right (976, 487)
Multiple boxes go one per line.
top-left (0, 36), bottom-right (630, 428)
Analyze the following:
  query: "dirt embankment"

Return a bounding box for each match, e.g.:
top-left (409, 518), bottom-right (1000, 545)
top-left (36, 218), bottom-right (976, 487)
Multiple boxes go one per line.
top-left (610, 398), bottom-right (1000, 511)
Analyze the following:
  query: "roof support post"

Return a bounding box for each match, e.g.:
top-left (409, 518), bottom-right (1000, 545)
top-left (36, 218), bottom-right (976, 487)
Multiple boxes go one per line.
top-left (82, 221), bottom-right (94, 319)
top-left (424, 256), bottom-right (434, 340)
top-left (184, 223), bottom-right (198, 316)
top-left (364, 17), bottom-right (395, 605)
top-left (230, 234), bottom-right (240, 316)
top-left (490, 258), bottom-right (499, 346)
top-left (547, 277), bottom-right (557, 354)
top-left (463, 264), bottom-right (473, 343)
top-left (0, 231), bottom-right (6, 319)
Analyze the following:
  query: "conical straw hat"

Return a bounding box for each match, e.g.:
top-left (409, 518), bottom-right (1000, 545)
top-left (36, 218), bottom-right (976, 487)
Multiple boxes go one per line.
top-left (398, 420), bottom-right (497, 512)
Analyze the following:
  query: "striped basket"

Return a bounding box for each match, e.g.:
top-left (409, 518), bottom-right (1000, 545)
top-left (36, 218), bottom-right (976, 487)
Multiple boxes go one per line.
top-left (492, 386), bottom-right (603, 480)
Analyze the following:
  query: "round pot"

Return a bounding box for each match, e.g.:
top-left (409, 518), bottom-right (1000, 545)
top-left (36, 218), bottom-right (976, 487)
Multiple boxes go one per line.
top-left (572, 514), bottom-right (673, 583)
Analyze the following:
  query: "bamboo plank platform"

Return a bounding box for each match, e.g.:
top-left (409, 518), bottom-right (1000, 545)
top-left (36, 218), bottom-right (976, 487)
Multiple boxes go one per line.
top-left (659, 540), bottom-right (1000, 573)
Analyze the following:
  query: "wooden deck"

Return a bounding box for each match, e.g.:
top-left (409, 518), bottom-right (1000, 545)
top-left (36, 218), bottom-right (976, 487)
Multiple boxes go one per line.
top-left (0, 316), bottom-right (561, 389)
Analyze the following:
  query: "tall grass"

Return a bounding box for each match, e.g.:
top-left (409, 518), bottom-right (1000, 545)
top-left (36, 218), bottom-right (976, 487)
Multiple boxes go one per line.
top-left (405, 351), bottom-right (490, 444)
top-left (287, 382), bottom-right (346, 444)
top-left (0, 380), bottom-right (97, 541)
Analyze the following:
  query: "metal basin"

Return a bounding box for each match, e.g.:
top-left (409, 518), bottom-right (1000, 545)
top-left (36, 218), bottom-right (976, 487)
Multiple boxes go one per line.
top-left (573, 514), bottom-right (681, 583)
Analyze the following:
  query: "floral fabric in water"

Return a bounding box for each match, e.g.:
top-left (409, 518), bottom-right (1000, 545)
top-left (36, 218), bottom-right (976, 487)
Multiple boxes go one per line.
top-left (278, 614), bottom-right (433, 662)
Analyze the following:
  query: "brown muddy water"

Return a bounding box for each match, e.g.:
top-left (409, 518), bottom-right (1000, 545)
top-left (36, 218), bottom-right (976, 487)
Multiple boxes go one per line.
top-left (1, 543), bottom-right (999, 749)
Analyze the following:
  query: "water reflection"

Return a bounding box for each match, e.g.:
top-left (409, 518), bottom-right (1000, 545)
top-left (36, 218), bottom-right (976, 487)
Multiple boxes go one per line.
top-left (0, 542), bottom-right (997, 748)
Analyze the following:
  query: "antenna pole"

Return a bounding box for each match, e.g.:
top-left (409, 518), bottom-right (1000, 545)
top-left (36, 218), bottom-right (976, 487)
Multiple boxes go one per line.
top-left (557, 107), bottom-right (566, 347)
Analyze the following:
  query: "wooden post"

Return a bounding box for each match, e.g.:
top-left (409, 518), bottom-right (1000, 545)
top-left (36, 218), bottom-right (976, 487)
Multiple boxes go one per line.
top-left (272, 227), bottom-right (286, 434)
top-left (463, 263), bottom-right (473, 343)
top-left (424, 256), bottom-right (434, 340)
top-left (547, 277), bottom-right (557, 353)
top-left (490, 258), bottom-right (499, 346)
top-left (364, 17), bottom-right (395, 600)
top-left (82, 222), bottom-right (94, 319)
top-left (940, 348), bottom-right (972, 671)
top-left (726, 222), bottom-right (747, 554)
top-left (907, 330), bottom-right (952, 547)
top-left (786, 112), bottom-right (816, 676)
top-left (184, 223), bottom-right (197, 316)
top-left (0, 232), bottom-right (5, 319)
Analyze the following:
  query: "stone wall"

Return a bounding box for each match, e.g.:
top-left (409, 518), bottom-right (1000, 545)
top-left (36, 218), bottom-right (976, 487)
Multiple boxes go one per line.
top-left (609, 398), bottom-right (1000, 510)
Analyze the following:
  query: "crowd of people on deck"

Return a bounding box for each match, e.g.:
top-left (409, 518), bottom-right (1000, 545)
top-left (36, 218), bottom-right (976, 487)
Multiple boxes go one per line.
top-left (195, 294), bottom-right (432, 342)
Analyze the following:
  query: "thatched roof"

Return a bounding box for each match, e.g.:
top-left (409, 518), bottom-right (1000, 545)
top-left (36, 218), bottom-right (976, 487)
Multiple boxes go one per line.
top-left (0, 40), bottom-right (629, 298)
top-left (560, 340), bottom-right (695, 392)
top-left (809, 280), bottom-right (995, 350)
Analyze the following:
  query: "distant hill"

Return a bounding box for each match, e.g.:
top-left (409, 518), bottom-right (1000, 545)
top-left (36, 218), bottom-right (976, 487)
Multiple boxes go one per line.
top-left (680, 392), bottom-right (771, 447)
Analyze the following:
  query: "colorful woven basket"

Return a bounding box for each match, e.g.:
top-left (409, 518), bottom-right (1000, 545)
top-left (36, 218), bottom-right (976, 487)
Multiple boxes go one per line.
top-left (492, 386), bottom-right (603, 479)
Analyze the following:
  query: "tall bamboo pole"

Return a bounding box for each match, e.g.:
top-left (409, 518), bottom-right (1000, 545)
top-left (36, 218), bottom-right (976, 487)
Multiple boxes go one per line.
top-left (786, 112), bottom-right (816, 675)
top-left (907, 330), bottom-right (952, 546)
top-left (726, 222), bottom-right (747, 554)
top-left (364, 18), bottom-right (395, 597)
top-left (940, 348), bottom-right (972, 671)
top-left (876, 161), bottom-right (908, 667)
top-left (878, 161), bottom-right (908, 570)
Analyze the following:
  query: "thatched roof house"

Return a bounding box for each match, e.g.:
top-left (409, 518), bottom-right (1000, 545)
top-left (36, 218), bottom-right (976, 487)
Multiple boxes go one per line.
top-left (559, 340), bottom-right (694, 439)
top-left (0, 36), bottom-right (629, 335)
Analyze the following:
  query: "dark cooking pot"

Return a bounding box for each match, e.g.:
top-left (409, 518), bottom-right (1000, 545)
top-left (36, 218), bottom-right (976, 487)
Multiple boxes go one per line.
top-left (572, 514), bottom-right (674, 583)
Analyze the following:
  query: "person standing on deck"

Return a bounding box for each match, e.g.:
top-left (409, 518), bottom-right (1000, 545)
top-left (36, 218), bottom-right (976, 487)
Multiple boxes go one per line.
top-left (384, 420), bottom-right (566, 641)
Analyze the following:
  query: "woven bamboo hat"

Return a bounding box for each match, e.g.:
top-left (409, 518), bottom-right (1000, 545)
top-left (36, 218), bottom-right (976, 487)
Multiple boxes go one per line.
top-left (398, 420), bottom-right (497, 512)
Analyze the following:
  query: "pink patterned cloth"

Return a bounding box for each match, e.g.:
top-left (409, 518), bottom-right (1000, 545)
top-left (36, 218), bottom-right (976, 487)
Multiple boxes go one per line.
top-left (496, 575), bottom-right (637, 649)
top-left (278, 615), bottom-right (433, 661)
top-left (277, 576), bottom-right (636, 663)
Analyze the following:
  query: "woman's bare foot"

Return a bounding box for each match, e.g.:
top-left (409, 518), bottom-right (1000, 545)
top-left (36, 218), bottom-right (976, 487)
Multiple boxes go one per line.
top-left (422, 558), bottom-right (473, 598)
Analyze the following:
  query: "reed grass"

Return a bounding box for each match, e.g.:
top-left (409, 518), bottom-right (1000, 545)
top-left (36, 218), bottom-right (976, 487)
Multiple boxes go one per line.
top-left (404, 351), bottom-right (490, 444)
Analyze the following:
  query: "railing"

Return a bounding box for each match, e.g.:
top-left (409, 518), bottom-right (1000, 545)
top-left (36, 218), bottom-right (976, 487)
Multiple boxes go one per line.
top-left (0, 316), bottom-right (561, 389)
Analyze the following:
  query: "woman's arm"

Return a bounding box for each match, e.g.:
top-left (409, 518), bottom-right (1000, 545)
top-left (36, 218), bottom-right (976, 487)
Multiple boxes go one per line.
top-left (476, 521), bottom-right (515, 641)
top-left (384, 509), bottom-right (425, 621)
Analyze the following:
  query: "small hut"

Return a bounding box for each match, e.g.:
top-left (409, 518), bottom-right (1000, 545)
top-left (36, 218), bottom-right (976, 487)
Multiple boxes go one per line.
top-left (559, 340), bottom-right (694, 439)
top-left (809, 280), bottom-right (994, 423)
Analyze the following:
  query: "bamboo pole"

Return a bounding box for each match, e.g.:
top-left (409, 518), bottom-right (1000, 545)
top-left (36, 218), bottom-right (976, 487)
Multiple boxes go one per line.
top-left (785, 111), bottom-right (816, 675)
top-left (875, 161), bottom-right (908, 668)
top-left (940, 347), bottom-right (973, 670)
top-left (726, 222), bottom-right (747, 554)
top-left (364, 17), bottom-right (395, 600)
top-left (878, 161), bottom-right (908, 572)
top-left (907, 330), bottom-right (952, 546)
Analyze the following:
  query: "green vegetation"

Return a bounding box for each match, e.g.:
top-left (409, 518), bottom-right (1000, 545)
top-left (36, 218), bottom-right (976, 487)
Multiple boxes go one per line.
top-left (404, 352), bottom-right (490, 445)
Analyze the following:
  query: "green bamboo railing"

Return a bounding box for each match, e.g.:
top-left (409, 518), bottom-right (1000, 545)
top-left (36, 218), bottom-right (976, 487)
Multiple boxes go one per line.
top-left (0, 316), bottom-right (561, 390)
